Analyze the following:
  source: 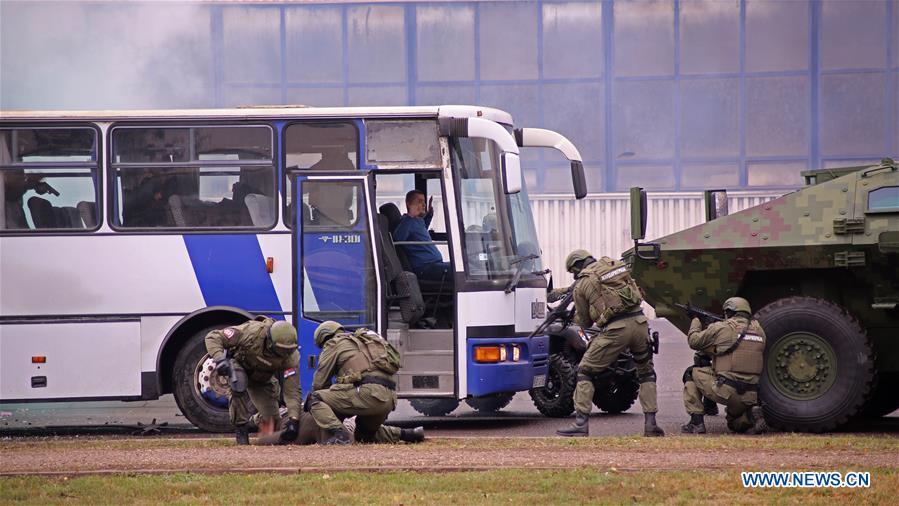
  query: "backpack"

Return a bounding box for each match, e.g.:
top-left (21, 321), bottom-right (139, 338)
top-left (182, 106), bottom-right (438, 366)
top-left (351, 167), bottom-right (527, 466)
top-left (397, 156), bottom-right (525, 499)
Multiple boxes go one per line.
top-left (348, 328), bottom-right (402, 375)
top-left (581, 258), bottom-right (643, 326)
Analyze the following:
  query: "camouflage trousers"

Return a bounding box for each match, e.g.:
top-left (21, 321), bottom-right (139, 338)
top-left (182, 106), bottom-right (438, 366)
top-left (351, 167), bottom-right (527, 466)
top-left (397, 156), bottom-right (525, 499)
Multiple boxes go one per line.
top-left (574, 315), bottom-right (658, 415)
top-left (309, 383), bottom-right (402, 443)
top-left (229, 364), bottom-right (281, 428)
top-left (684, 366), bottom-right (758, 433)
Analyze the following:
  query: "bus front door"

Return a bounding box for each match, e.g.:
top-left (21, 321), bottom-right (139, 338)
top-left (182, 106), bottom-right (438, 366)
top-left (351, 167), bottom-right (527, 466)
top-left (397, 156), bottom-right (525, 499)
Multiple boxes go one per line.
top-left (291, 172), bottom-right (382, 395)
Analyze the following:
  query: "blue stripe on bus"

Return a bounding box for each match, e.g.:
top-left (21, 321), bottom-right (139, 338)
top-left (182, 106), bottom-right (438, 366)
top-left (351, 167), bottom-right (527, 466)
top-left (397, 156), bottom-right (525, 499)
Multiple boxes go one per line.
top-left (183, 234), bottom-right (284, 318)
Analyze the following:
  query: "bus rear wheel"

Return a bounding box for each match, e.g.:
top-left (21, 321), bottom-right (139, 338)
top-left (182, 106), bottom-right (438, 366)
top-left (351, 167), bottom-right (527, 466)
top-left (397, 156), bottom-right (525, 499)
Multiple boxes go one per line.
top-left (172, 327), bottom-right (233, 433)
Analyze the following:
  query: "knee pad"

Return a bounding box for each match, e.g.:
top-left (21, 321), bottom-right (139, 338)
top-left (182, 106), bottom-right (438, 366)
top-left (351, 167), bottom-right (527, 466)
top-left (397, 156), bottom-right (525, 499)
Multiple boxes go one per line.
top-left (682, 366), bottom-right (695, 384)
top-left (230, 365), bottom-right (248, 394)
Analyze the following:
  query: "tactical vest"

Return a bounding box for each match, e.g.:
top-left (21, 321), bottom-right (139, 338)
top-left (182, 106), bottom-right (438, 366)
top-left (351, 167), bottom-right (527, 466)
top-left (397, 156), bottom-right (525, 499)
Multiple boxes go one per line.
top-left (232, 316), bottom-right (280, 377)
top-left (581, 258), bottom-right (643, 327)
top-left (712, 318), bottom-right (765, 376)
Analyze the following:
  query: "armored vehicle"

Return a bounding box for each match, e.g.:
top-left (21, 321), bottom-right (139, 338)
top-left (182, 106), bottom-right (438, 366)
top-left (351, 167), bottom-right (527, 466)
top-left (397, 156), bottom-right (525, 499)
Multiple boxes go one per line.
top-left (627, 159), bottom-right (898, 432)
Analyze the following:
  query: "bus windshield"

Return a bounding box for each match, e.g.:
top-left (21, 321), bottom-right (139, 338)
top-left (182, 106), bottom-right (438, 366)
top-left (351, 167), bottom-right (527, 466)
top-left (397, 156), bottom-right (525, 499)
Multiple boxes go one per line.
top-left (451, 136), bottom-right (542, 280)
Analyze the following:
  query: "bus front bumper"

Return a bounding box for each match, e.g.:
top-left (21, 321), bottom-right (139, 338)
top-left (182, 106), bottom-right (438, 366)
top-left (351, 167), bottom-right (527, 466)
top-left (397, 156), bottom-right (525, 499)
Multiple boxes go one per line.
top-left (466, 335), bottom-right (549, 398)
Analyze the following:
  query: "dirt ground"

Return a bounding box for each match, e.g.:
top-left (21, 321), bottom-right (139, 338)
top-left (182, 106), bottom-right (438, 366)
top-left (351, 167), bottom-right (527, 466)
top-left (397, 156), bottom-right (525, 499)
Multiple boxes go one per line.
top-left (2, 436), bottom-right (897, 476)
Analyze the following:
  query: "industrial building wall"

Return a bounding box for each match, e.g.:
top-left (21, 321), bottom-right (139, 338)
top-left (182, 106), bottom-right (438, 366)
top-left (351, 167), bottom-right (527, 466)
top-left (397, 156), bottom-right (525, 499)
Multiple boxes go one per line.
top-left (533, 191), bottom-right (782, 286)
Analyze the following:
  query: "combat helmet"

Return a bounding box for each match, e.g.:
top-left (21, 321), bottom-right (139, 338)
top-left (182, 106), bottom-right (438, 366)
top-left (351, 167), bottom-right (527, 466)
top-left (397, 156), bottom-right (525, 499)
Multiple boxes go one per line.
top-left (314, 320), bottom-right (344, 348)
top-left (565, 249), bottom-right (594, 274)
top-left (269, 320), bottom-right (298, 356)
top-left (722, 297), bottom-right (752, 316)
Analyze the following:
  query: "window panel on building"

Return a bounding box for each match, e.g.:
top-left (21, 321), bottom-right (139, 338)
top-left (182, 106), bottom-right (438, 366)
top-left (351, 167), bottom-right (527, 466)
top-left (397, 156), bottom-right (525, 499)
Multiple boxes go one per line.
top-left (681, 163), bottom-right (739, 189)
top-left (614, 0), bottom-right (674, 77)
top-left (285, 87), bottom-right (344, 107)
top-left (680, 78), bottom-right (739, 158)
top-left (479, 2), bottom-right (538, 80)
top-left (223, 7), bottom-right (280, 84)
top-left (679, 0), bottom-right (739, 75)
top-left (222, 86), bottom-right (282, 108)
top-left (820, 73), bottom-right (889, 156)
top-left (417, 4), bottom-right (475, 82)
top-left (542, 1), bottom-right (603, 79)
top-left (746, 76), bottom-right (809, 157)
top-left (821, 0), bottom-right (887, 70)
top-left (613, 80), bottom-right (675, 160)
top-left (286, 7), bottom-right (344, 84)
top-left (746, 0), bottom-right (809, 72)
top-left (747, 161), bottom-right (806, 187)
top-left (616, 164), bottom-right (674, 191)
top-left (544, 163), bottom-right (603, 194)
top-left (347, 5), bottom-right (406, 83)
top-left (479, 83), bottom-right (540, 161)
top-left (543, 82), bottom-right (604, 162)
top-left (347, 86), bottom-right (407, 106)
top-left (415, 85), bottom-right (477, 106)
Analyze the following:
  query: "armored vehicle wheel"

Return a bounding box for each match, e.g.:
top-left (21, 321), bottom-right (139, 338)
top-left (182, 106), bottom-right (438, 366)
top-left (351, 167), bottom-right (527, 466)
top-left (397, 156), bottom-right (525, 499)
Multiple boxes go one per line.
top-left (861, 372), bottom-right (899, 418)
top-left (172, 327), bottom-right (233, 433)
top-left (757, 297), bottom-right (874, 433)
top-left (529, 353), bottom-right (577, 417)
top-left (409, 398), bottom-right (460, 416)
top-left (465, 393), bottom-right (514, 412)
top-left (593, 373), bottom-right (640, 414)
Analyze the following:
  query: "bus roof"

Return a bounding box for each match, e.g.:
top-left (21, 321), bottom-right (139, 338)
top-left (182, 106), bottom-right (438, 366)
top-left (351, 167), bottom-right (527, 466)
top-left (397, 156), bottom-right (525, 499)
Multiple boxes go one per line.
top-left (0, 105), bottom-right (514, 126)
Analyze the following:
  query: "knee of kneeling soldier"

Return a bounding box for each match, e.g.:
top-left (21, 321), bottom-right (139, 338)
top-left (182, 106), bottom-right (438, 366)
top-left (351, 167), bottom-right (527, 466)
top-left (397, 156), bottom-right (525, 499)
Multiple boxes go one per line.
top-left (682, 366), bottom-right (696, 384)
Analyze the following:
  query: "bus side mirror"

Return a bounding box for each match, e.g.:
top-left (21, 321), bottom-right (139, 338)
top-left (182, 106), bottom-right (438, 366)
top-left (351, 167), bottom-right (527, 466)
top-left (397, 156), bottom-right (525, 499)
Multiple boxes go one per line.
top-left (629, 187), bottom-right (647, 241)
top-left (502, 152), bottom-right (522, 194)
top-left (571, 161), bottom-right (587, 199)
top-left (704, 189), bottom-right (728, 221)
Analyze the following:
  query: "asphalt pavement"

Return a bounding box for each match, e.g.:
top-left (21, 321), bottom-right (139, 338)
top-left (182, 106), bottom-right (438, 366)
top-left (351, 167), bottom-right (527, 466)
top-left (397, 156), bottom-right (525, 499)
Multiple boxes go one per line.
top-left (2, 319), bottom-right (896, 438)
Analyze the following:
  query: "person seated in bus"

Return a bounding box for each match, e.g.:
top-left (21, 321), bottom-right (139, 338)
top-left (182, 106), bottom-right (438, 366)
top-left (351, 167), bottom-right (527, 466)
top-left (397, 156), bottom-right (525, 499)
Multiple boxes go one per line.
top-left (2, 169), bottom-right (58, 229)
top-left (309, 146), bottom-right (355, 172)
top-left (393, 189), bottom-right (453, 289)
top-left (124, 171), bottom-right (176, 227)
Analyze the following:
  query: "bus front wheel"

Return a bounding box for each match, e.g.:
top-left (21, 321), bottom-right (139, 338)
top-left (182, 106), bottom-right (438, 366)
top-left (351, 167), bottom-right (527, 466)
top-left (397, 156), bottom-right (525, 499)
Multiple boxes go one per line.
top-left (172, 327), bottom-right (233, 433)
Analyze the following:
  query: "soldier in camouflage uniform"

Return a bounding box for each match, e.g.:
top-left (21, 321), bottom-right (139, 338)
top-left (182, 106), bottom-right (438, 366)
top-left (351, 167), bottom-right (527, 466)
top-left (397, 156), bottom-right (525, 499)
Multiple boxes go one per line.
top-left (556, 250), bottom-right (665, 438)
top-left (205, 316), bottom-right (302, 445)
top-left (682, 297), bottom-right (767, 434)
top-left (307, 321), bottom-right (425, 445)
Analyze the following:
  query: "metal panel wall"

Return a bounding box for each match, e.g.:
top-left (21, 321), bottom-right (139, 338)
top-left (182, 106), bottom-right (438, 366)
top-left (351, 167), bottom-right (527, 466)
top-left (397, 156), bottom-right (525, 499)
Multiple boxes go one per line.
top-left (532, 191), bottom-right (783, 286)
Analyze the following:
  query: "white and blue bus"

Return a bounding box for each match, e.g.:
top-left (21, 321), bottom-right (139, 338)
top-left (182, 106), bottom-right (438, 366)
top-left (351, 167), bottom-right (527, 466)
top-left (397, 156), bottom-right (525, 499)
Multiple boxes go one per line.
top-left (0, 106), bottom-right (586, 431)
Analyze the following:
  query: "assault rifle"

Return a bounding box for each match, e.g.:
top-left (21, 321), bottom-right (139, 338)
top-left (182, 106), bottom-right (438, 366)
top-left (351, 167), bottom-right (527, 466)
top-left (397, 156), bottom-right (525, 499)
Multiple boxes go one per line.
top-left (674, 302), bottom-right (723, 326)
top-left (529, 279), bottom-right (578, 338)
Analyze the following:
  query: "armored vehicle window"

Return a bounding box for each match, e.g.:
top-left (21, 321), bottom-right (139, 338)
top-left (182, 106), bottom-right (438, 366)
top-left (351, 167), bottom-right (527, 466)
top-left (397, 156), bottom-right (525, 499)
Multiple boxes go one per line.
top-left (868, 186), bottom-right (899, 212)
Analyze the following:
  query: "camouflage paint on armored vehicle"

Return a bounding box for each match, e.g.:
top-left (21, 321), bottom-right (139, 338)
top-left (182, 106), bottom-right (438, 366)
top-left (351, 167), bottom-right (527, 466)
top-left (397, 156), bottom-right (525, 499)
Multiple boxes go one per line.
top-left (626, 159), bottom-right (898, 433)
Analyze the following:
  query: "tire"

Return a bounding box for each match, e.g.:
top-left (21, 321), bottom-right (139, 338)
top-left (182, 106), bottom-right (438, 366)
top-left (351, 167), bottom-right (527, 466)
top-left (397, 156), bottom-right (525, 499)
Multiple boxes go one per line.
top-left (409, 398), bottom-right (460, 416)
top-left (529, 353), bottom-right (577, 418)
top-left (861, 372), bottom-right (899, 418)
top-left (172, 326), bottom-right (233, 433)
top-left (756, 297), bottom-right (874, 433)
top-left (593, 372), bottom-right (640, 414)
top-left (465, 393), bottom-right (514, 412)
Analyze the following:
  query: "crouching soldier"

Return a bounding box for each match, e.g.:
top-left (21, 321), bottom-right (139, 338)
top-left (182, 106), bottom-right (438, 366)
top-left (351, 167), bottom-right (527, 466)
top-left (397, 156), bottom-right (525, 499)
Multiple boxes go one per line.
top-left (205, 316), bottom-right (302, 445)
top-left (682, 297), bottom-right (767, 434)
top-left (307, 321), bottom-right (425, 445)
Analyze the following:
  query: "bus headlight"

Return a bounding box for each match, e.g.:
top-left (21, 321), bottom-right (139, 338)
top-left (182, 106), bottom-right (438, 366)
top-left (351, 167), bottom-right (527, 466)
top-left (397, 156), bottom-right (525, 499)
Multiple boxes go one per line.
top-left (511, 345), bottom-right (521, 362)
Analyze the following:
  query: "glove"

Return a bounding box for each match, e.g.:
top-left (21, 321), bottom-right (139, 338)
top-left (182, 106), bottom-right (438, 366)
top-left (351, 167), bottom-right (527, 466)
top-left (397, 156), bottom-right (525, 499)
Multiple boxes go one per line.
top-left (214, 357), bottom-right (232, 377)
top-left (280, 418), bottom-right (299, 443)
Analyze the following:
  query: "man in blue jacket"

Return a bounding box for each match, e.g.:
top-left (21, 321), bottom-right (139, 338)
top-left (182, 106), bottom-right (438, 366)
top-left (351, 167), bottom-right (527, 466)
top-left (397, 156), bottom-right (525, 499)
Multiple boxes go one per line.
top-left (393, 190), bottom-right (453, 288)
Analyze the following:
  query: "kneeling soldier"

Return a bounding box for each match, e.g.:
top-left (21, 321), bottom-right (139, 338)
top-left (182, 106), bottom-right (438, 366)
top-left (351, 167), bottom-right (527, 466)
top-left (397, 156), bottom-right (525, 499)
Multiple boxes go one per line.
top-left (307, 321), bottom-right (425, 445)
top-left (682, 297), bottom-right (767, 434)
top-left (205, 316), bottom-right (302, 445)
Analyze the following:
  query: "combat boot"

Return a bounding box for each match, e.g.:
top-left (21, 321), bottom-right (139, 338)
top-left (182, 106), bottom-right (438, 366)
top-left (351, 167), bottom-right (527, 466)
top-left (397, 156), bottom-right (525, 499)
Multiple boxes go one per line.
top-left (400, 426), bottom-right (426, 443)
top-left (322, 427), bottom-right (352, 445)
top-left (745, 406), bottom-right (768, 435)
top-left (703, 397), bottom-right (719, 416)
top-left (680, 414), bottom-right (707, 434)
top-left (235, 425), bottom-right (250, 446)
top-left (556, 412), bottom-right (589, 437)
top-left (643, 412), bottom-right (665, 437)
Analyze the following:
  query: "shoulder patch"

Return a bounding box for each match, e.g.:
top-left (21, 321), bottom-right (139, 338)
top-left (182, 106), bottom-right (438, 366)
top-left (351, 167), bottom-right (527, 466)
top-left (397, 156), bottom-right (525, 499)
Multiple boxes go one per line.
top-left (283, 367), bottom-right (297, 379)
top-left (222, 327), bottom-right (239, 341)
